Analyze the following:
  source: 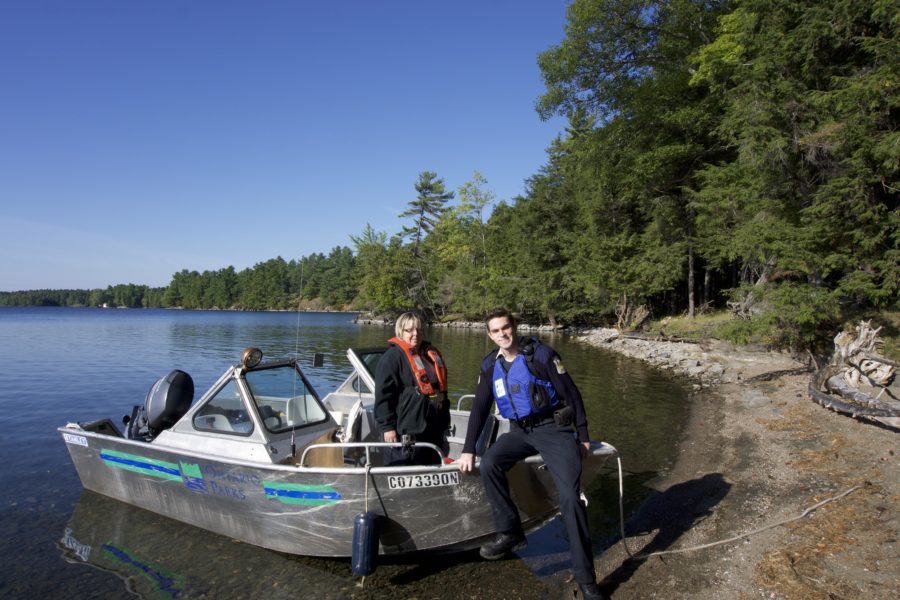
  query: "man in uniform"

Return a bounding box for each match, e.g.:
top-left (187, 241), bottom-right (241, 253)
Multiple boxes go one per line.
top-left (458, 308), bottom-right (604, 600)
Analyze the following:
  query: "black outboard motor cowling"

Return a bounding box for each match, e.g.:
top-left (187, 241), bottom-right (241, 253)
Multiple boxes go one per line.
top-left (126, 370), bottom-right (194, 441)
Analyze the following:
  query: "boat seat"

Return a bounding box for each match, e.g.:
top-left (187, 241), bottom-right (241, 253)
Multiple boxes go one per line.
top-left (446, 414), bottom-right (498, 458)
top-left (295, 428), bottom-right (343, 467)
top-left (259, 405), bottom-right (283, 430)
top-left (198, 414), bottom-right (234, 432)
top-left (340, 399), bottom-right (364, 443)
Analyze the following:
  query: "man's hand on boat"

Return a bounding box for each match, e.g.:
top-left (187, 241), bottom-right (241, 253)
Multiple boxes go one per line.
top-left (579, 441), bottom-right (590, 459)
top-left (383, 430), bottom-right (398, 443)
top-left (458, 452), bottom-right (475, 473)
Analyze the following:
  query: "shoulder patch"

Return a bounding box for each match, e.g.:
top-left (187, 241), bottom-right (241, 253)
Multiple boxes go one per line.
top-left (553, 357), bottom-right (567, 374)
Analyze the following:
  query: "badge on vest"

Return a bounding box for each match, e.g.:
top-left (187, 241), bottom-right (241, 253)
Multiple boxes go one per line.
top-left (494, 379), bottom-right (507, 398)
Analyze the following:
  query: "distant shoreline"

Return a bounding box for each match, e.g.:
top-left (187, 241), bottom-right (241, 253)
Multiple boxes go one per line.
top-left (0, 305), bottom-right (362, 315)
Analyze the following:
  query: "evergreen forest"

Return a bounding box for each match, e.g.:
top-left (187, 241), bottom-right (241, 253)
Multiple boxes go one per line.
top-left (2, 0), bottom-right (897, 350)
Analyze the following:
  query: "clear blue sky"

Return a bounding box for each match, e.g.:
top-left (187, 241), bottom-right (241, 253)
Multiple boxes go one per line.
top-left (0, 1), bottom-right (569, 291)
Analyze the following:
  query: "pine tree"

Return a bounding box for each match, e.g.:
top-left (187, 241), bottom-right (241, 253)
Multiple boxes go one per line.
top-left (400, 171), bottom-right (454, 258)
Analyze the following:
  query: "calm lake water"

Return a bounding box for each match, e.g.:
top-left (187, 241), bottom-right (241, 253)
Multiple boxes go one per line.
top-left (0, 307), bottom-right (692, 599)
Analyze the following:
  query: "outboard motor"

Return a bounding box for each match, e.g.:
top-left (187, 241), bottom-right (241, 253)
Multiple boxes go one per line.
top-left (126, 370), bottom-right (194, 441)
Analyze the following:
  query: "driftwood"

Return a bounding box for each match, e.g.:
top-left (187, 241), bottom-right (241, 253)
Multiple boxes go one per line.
top-left (618, 332), bottom-right (704, 344)
top-left (824, 375), bottom-right (900, 412)
top-left (833, 320), bottom-right (882, 362)
top-left (809, 380), bottom-right (900, 419)
top-left (743, 366), bottom-right (812, 383)
top-left (809, 320), bottom-right (899, 429)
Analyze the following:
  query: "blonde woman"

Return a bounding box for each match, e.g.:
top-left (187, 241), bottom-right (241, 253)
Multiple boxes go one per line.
top-left (374, 311), bottom-right (449, 465)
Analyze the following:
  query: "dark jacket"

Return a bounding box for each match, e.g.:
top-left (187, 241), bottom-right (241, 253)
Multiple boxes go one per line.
top-left (374, 343), bottom-right (450, 438)
top-left (462, 336), bottom-right (592, 454)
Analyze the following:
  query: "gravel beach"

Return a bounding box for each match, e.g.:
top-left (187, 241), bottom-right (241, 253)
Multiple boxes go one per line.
top-left (569, 332), bottom-right (899, 600)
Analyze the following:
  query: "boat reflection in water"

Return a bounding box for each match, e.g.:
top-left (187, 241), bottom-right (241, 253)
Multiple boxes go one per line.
top-left (58, 490), bottom-right (359, 600)
top-left (59, 490), bottom-right (565, 600)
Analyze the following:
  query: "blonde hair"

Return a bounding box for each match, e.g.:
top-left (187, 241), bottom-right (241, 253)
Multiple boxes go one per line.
top-left (394, 312), bottom-right (424, 338)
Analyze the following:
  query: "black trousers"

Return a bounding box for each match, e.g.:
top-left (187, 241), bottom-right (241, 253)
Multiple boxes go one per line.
top-left (480, 421), bottom-right (596, 585)
top-left (383, 426), bottom-right (447, 466)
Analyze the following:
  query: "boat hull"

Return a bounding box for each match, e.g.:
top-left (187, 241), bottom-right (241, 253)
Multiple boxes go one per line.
top-left (59, 427), bottom-right (573, 557)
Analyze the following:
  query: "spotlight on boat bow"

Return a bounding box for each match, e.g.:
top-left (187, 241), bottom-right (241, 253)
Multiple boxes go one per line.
top-left (241, 347), bottom-right (263, 369)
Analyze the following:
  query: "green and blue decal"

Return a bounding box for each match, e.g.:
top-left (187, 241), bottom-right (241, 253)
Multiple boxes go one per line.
top-left (179, 462), bottom-right (207, 493)
top-left (99, 449), bottom-right (340, 505)
top-left (99, 449), bottom-right (183, 482)
top-left (263, 481), bottom-right (342, 506)
top-left (100, 449), bottom-right (207, 493)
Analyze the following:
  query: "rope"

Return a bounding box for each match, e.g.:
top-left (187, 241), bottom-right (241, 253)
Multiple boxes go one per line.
top-left (364, 463), bottom-right (371, 513)
top-left (613, 455), bottom-right (864, 559)
top-left (354, 462), bottom-right (375, 588)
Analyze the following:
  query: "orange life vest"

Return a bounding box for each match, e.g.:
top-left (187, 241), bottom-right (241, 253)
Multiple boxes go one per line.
top-left (388, 337), bottom-right (448, 397)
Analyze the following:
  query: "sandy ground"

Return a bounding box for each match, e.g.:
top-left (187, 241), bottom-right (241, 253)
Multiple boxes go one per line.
top-left (572, 340), bottom-right (899, 600)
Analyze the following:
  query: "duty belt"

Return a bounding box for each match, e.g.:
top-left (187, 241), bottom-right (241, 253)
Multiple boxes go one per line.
top-left (513, 412), bottom-right (555, 429)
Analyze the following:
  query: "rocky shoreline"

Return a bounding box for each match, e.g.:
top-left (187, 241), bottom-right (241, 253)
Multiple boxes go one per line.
top-left (568, 328), bottom-right (899, 599)
top-left (576, 328), bottom-right (806, 386)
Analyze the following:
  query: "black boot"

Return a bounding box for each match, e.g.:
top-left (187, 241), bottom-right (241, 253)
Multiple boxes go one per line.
top-left (478, 531), bottom-right (526, 560)
top-left (578, 581), bottom-right (607, 600)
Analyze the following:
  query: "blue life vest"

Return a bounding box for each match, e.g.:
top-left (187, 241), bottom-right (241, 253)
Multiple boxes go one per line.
top-left (491, 353), bottom-right (560, 420)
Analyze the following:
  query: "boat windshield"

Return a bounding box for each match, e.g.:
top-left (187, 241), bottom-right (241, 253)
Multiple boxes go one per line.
top-left (244, 364), bottom-right (329, 433)
top-left (356, 349), bottom-right (385, 376)
top-left (347, 347), bottom-right (387, 382)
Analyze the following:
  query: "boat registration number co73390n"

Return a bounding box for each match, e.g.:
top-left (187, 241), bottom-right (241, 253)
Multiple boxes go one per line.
top-left (387, 471), bottom-right (460, 490)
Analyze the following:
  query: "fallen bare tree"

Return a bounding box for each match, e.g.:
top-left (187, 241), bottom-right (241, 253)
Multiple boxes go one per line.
top-left (810, 320), bottom-right (899, 429)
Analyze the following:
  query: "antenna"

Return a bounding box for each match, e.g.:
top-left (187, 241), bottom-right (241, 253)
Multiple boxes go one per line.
top-left (294, 261), bottom-right (304, 356)
top-left (290, 261), bottom-right (304, 415)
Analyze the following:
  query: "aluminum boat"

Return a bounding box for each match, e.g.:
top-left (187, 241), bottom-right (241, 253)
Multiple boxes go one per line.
top-left (59, 347), bottom-right (616, 557)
